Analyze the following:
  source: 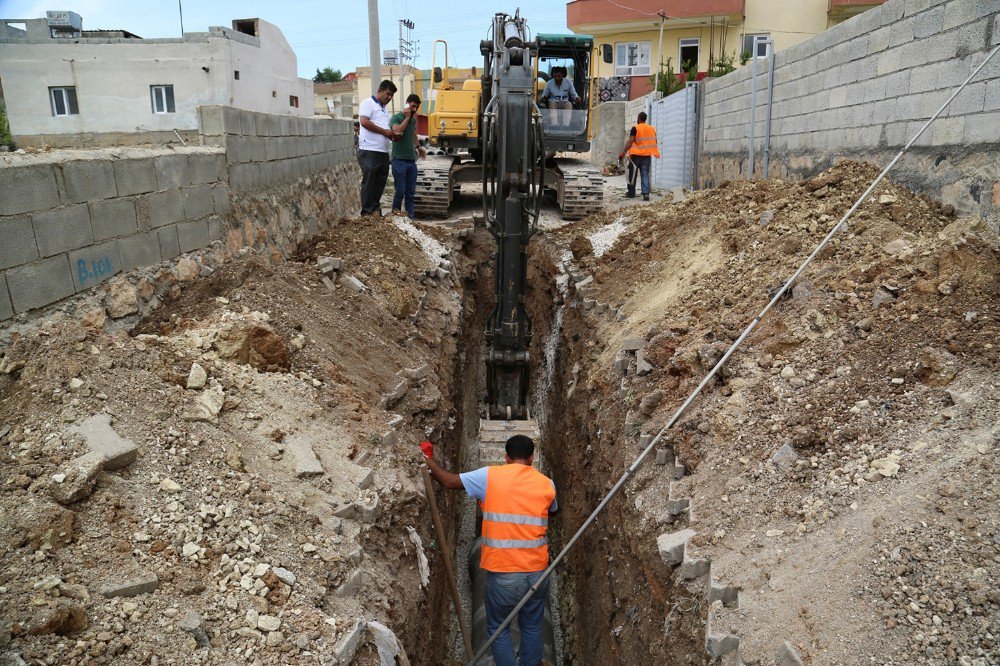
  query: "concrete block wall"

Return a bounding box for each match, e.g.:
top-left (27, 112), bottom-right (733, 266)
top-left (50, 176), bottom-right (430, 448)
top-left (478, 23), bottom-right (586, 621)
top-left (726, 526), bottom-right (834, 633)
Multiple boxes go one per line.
top-left (198, 106), bottom-right (355, 193)
top-left (0, 149), bottom-right (228, 319)
top-left (699, 0), bottom-right (1000, 221)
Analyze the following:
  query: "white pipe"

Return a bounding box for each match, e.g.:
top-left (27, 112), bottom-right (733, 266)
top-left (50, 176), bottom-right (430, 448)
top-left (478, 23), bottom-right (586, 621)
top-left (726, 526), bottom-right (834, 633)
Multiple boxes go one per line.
top-left (467, 42), bottom-right (1000, 666)
top-left (762, 39), bottom-right (775, 178)
top-left (748, 52), bottom-right (757, 178)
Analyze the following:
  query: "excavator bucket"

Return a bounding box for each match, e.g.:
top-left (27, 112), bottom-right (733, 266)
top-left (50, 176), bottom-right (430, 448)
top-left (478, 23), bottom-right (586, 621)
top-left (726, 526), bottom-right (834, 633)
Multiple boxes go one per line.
top-left (477, 418), bottom-right (540, 466)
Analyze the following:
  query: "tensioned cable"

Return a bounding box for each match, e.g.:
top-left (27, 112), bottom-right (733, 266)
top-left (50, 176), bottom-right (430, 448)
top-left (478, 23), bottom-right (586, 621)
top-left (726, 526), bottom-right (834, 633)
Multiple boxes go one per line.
top-left (468, 42), bottom-right (1000, 665)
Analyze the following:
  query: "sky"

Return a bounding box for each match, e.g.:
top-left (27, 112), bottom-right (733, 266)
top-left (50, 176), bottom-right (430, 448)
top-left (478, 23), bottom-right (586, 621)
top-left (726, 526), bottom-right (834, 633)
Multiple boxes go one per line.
top-left (0, 0), bottom-right (575, 78)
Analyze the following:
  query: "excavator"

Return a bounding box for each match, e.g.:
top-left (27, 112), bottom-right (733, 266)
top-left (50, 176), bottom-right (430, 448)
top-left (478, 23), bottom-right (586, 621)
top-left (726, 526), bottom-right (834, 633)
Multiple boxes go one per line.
top-left (430, 11), bottom-right (609, 663)
top-left (416, 11), bottom-right (608, 221)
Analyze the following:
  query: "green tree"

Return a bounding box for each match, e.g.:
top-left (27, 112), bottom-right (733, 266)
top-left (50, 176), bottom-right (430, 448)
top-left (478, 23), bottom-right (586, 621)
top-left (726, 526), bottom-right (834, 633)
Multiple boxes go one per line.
top-left (313, 67), bottom-right (343, 83)
top-left (650, 57), bottom-right (697, 97)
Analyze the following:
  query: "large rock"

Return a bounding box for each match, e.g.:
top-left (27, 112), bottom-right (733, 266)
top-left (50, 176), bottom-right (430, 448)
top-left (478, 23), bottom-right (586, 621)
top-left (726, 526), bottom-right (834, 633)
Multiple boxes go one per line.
top-left (106, 279), bottom-right (139, 319)
top-left (214, 325), bottom-right (290, 371)
top-left (4, 495), bottom-right (76, 551)
top-left (101, 572), bottom-right (159, 598)
top-left (25, 603), bottom-right (88, 636)
top-left (182, 383), bottom-right (225, 423)
top-left (50, 451), bottom-right (104, 505)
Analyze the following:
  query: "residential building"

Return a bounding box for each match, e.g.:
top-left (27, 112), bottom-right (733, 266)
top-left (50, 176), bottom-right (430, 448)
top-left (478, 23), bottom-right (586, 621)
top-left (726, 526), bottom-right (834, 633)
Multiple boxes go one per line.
top-left (0, 13), bottom-right (315, 147)
top-left (314, 79), bottom-right (358, 119)
top-left (355, 64), bottom-right (418, 115)
top-left (566, 0), bottom-right (886, 100)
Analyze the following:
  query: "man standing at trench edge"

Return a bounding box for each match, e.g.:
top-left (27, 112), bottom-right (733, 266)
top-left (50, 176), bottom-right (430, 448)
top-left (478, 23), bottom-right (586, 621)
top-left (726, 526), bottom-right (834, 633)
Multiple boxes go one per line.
top-left (422, 435), bottom-right (558, 666)
top-left (357, 80), bottom-right (399, 217)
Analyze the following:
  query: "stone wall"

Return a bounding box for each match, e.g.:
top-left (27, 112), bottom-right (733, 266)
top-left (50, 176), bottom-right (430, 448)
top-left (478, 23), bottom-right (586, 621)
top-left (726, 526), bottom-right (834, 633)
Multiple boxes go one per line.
top-left (699, 0), bottom-right (1000, 221)
top-left (0, 108), bottom-right (358, 322)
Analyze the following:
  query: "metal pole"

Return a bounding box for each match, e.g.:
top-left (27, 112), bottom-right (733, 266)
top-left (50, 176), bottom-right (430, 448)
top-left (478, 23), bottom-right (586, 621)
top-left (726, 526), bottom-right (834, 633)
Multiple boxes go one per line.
top-left (421, 465), bottom-right (474, 659)
top-left (467, 43), bottom-right (1000, 666)
top-left (367, 0), bottom-right (381, 97)
top-left (177, 0), bottom-right (184, 37)
top-left (654, 12), bottom-right (666, 95)
top-left (763, 39), bottom-right (775, 178)
top-left (748, 52), bottom-right (757, 178)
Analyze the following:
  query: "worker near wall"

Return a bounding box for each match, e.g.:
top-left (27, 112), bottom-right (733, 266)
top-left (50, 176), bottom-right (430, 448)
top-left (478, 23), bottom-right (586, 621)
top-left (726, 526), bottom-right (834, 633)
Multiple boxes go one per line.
top-left (389, 93), bottom-right (427, 219)
top-left (357, 80), bottom-right (400, 217)
top-left (540, 66), bottom-right (581, 128)
top-left (422, 435), bottom-right (558, 666)
top-left (619, 111), bottom-right (661, 201)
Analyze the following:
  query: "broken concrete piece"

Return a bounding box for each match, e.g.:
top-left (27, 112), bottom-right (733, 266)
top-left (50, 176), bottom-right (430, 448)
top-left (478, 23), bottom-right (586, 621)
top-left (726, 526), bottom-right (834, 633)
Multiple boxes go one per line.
top-left (186, 363), bottom-right (207, 390)
top-left (340, 274), bottom-right (366, 293)
top-left (67, 413), bottom-right (138, 471)
top-left (368, 621), bottom-right (410, 666)
top-left (50, 451), bottom-right (104, 505)
top-left (317, 256), bottom-right (344, 275)
top-left (287, 436), bottom-right (325, 478)
top-left (657, 528), bottom-right (696, 566)
top-left (679, 557), bottom-right (711, 580)
top-left (670, 185), bottom-right (686, 202)
top-left (178, 610), bottom-right (210, 647)
top-left (710, 583), bottom-right (740, 608)
top-left (9, 495), bottom-right (76, 551)
top-left (101, 572), bottom-right (159, 598)
top-left (771, 444), bottom-right (799, 473)
top-left (332, 496), bottom-right (379, 523)
top-left (622, 338), bottom-right (644, 352)
top-left (332, 619), bottom-right (365, 664)
top-left (706, 633), bottom-right (740, 658)
top-left (406, 527), bottom-right (430, 588)
top-left (272, 567), bottom-right (296, 587)
top-left (182, 383), bottom-right (225, 423)
top-left (322, 276), bottom-right (337, 291)
top-left (775, 641), bottom-right (805, 666)
top-left (636, 349), bottom-right (653, 376)
top-left (335, 569), bottom-right (363, 597)
top-left (402, 364), bottom-right (431, 380)
top-left (380, 378), bottom-right (409, 409)
top-left (355, 467), bottom-right (375, 490)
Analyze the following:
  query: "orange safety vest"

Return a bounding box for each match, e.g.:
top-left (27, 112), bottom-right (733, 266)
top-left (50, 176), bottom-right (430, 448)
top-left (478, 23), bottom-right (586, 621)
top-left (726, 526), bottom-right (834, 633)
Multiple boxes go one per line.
top-left (629, 122), bottom-right (661, 158)
top-left (479, 464), bottom-right (556, 573)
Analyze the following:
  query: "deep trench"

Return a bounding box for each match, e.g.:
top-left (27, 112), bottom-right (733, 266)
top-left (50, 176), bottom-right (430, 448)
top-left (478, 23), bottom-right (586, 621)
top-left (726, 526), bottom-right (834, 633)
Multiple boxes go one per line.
top-left (426, 231), bottom-right (708, 665)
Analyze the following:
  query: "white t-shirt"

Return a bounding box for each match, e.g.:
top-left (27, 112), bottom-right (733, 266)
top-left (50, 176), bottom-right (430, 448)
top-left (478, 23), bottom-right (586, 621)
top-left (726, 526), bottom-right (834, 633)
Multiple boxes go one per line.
top-left (358, 95), bottom-right (391, 153)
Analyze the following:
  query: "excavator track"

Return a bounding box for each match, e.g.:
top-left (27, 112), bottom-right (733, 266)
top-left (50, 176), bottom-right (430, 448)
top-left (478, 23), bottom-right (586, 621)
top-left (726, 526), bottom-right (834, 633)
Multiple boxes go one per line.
top-left (557, 159), bottom-right (605, 220)
top-left (413, 156), bottom-right (454, 219)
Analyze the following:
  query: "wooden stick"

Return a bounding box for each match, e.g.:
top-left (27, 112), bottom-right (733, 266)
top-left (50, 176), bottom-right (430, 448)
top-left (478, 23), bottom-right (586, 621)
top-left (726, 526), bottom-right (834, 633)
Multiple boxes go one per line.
top-left (421, 463), bottom-right (475, 658)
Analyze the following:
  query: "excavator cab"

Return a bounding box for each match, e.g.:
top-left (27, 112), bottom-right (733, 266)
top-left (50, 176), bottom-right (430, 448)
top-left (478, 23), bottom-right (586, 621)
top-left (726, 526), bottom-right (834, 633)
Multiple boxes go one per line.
top-left (535, 34), bottom-right (595, 153)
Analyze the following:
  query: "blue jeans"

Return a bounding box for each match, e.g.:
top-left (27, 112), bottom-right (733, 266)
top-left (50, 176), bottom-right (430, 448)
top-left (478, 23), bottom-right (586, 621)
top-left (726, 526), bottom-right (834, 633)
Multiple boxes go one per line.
top-left (391, 158), bottom-right (418, 217)
top-left (627, 155), bottom-right (651, 196)
top-left (484, 570), bottom-right (549, 666)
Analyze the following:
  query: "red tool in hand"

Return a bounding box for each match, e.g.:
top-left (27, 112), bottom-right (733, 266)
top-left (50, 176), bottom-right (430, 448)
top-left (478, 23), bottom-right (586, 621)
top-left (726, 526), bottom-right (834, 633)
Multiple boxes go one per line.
top-left (419, 441), bottom-right (434, 459)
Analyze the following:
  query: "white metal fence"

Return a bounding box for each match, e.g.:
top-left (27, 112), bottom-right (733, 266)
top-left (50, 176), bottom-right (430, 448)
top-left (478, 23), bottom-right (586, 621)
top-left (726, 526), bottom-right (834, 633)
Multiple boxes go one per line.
top-left (648, 83), bottom-right (699, 191)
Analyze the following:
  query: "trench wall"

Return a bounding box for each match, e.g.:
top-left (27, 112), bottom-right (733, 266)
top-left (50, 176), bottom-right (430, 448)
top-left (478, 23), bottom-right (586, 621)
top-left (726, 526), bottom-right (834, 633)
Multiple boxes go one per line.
top-left (699, 0), bottom-right (1000, 221)
top-left (0, 107), bottom-right (358, 321)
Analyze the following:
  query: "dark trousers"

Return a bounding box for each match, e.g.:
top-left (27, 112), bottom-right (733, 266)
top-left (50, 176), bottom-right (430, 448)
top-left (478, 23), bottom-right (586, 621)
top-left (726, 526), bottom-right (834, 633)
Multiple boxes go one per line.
top-left (391, 159), bottom-right (418, 218)
top-left (358, 149), bottom-right (390, 215)
top-left (626, 155), bottom-right (652, 196)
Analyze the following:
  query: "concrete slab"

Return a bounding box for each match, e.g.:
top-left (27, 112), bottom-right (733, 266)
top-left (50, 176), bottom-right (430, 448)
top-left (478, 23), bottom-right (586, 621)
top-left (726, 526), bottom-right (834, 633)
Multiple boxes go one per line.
top-left (67, 413), bottom-right (139, 470)
top-left (6, 254), bottom-right (75, 313)
top-left (0, 215), bottom-right (39, 270)
top-left (287, 435), bottom-right (325, 478)
top-left (32, 204), bottom-right (94, 257)
top-left (0, 164), bottom-right (61, 215)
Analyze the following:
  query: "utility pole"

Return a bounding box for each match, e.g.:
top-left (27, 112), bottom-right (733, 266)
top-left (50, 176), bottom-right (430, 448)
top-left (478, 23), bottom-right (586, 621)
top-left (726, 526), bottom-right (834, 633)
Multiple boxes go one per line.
top-left (399, 19), bottom-right (415, 108)
top-left (367, 0), bottom-right (381, 97)
top-left (654, 11), bottom-right (666, 95)
top-left (178, 0), bottom-right (185, 37)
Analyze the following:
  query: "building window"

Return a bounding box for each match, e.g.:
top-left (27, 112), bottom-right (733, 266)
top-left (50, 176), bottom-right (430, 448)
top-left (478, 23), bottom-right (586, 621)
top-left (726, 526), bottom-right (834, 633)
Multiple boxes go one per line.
top-left (742, 34), bottom-right (770, 59)
top-left (615, 41), bottom-right (651, 76)
top-left (289, 95), bottom-right (299, 108)
top-left (49, 86), bottom-right (79, 116)
top-left (679, 38), bottom-right (700, 70)
top-left (234, 70), bottom-right (240, 80)
top-left (150, 85), bottom-right (175, 113)
top-left (272, 90), bottom-right (277, 98)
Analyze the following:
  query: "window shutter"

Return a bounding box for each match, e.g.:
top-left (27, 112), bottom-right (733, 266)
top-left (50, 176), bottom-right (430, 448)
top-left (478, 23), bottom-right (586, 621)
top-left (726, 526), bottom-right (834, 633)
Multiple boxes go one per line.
top-left (67, 88), bottom-right (79, 114)
top-left (166, 86), bottom-right (175, 113)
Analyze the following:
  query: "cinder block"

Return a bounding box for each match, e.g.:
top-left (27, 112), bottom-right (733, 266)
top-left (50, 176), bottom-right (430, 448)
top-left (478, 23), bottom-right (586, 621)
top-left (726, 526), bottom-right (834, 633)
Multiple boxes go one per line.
top-left (223, 106), bottom-right (241, 135)
top-left (182, 185), bottom-right (215, 219)
top-left (33, 204), bottom-right (94, 257)
top-left (118, 232), bottom-right (161, 270)
top-left (207, 215), bottom-right (224, 241)
top-left (60, 160), bottom-right (117, 204)
top-left (904, 0), bottom-right (940, 17)
top-left (212, 183), bottom-right (232, 214)
top-left (199, 105), bottom-right (226, 136)
top-left (147, 189), bottom-right (185, 228)
top-left (251, 137), bottom-right (266, 162)
top-left (914, 4), bottom-right (945, 37)
top-left (113, 158), bottom-right (157, 196)
top-left (254, 112), bottom-right (270, 136)
top-left (153, 154), bottom-right (191, 190)
top-left (240, 109), bottom-right (256, 136)
top-left (157, 225), bottom-right (180, 260)
top-left (986, 79), bottom-right (1000, 112)
top-left (88, 198), bottom-right (137, 240)
top-left (228, 163), bottom-right (260, 192)
top-left (946, 81), bottom-right (987, 116)
top-left (0, 275), bottom-right (12, 321)
top-left (964, 110), bottom-right (1000, 143)
top-left (177, 219), bottom-right (210, 253)
top-left (189, 154), bottom-right (224, 185)
top-left (69, 240), bottom-right (120, 292)
top-left (0, 216), bottom-right (39, 270)
top-left (264, 138), bottom-right (281, 161)
top-left (6, 254), bottom-right (75, 313)
top-left (225, 136), bottom-right (240, 164)
top-left (0, 165), bottom-right (61, 215)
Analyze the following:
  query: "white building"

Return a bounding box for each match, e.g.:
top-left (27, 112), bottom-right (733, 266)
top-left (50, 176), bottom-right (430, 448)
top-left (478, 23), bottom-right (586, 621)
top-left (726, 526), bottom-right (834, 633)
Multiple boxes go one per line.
top-left (0, 13), bottom-right (315, 147)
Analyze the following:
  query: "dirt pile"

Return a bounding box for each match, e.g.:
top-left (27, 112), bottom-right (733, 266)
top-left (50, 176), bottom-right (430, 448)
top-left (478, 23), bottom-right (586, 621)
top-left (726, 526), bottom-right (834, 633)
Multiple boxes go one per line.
top-left (0, 215), bottom-right (476, 665)
top-left (543, 161), bottom-right (998, 664)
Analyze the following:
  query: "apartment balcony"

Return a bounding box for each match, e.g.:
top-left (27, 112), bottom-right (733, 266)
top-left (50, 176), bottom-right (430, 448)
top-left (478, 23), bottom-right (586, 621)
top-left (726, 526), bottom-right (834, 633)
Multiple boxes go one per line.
top-left (567, 0), bottom-right (745, 32)
top-left (829, 0), bottom-right (886, 19)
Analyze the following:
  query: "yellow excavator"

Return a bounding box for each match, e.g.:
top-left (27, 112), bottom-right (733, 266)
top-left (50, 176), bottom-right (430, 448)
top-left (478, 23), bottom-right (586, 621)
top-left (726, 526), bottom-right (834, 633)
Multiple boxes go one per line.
top-left (415, 14), bottom-right (610, 220)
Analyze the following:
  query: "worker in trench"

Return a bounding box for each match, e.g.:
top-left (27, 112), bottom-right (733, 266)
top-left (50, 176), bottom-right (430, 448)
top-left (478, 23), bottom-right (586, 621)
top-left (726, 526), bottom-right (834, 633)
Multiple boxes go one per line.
top-left (619, 111), bottom-right (661, 201)
top-left (422, 436), bottom-right (558, 666)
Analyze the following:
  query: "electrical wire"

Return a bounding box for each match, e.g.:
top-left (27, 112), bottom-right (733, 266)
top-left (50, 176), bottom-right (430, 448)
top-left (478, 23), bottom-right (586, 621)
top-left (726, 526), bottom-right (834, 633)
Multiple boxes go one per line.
top-left (467, 41), bottom-right (1000, 666)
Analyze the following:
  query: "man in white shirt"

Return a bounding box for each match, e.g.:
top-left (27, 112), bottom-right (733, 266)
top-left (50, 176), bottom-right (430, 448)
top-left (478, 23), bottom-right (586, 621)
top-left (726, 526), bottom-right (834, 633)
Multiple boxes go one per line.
top-left (358, 80), bottom-right (400, 216)
top-left (540, 67), bottom-right (580, 128)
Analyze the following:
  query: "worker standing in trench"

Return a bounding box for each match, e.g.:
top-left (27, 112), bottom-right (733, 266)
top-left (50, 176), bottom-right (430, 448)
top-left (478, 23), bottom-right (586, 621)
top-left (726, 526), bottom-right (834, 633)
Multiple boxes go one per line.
top-left (619, 111), bottom-right (661, 201)
top-left (421, 436), bottom-right (558, 666)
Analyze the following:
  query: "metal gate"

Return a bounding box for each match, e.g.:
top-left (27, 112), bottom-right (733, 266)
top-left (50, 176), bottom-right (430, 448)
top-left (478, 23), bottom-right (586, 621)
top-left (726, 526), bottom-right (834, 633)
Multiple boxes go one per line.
top-left (648, 82), bottom-right (699, 191)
